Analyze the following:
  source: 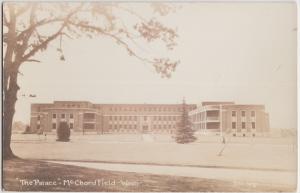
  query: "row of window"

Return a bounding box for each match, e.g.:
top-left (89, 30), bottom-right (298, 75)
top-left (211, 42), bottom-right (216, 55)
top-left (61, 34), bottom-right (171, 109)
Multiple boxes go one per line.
top-left (232, 122), bottom-right (255, 129)
top-left (108, 129), bottom-right (173, 134)
top-left (109, 125), bottom-right (137, 130)
top-left (232, 110), bottom-right (256, 117)
top-left (52, 123), bottom-right (73, 129)
top-left (60, 104), bottom-right (83, 108)
top-left (108, 106), bottom-right (192, 112)
top-left (38, 114), bottom-right (73, 120)
top-left (109, 116), bottom-right (180, 121)
top-left (51, 113), bottom-right (74, 119)
top-left (108, 124), bottom-right (176, 130)
top-left (36, 104), bottom-right (194, 112)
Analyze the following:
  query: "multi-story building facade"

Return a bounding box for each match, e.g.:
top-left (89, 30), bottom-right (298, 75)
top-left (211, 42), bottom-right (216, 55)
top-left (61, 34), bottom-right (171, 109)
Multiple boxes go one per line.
top-left (189, 102), bottom-right (270, 137)
top-left (30, 101), bottom-right (196, 134)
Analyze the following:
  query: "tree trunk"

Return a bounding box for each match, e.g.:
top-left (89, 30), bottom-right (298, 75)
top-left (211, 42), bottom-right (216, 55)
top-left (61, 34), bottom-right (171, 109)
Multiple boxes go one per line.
top-left (3, 73), bottom-right (19, 160)
top-left (3, 4), bottom-right (19, 160)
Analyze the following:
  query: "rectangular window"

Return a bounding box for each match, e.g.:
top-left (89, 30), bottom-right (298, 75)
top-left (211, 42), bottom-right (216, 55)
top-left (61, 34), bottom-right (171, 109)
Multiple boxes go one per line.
top-left (114, 116), bottom-right (117, 121)
top-left (232, 111), bottom-right (236, 117)
top-left (52, 114), bottom-right (56, 119)
top-left (37, 115), bottom-right (40, 120)
top-left (251, 111), bottom-right (256, 117)
top-left (241, 111), bottom-right (246, 117)
top-left (83, 113), bottom-right (95, 119)
top-left (144, 116), bottom-right (147, 121)
top-left (61, 114), bottom-right (65, 118)
top-left (70, 123), bottom-right (73, 129)
top-left (109, 116), bottom-right (112, 121)
top-left (52, 123), bottom-right (56, 129)
top-left (232, 122), bottom-right (236, 129)
top-left (242, 122), bottom-right (246, 129)
top-left (252, 122), bottom-right (256, 129)
top-left (70, 114), bottom-right (73, 119)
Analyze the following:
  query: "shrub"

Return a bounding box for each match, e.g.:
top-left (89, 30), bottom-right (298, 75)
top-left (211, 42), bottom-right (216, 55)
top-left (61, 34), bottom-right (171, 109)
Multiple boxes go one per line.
top-left (57, 122), bottom-right (70, 142)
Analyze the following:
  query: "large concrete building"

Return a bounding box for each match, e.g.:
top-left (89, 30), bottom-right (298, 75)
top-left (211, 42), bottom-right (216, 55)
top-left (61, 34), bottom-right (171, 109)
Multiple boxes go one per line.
top-left (30, 101), bottom-right (270, 137)
top-left (188, 102), bottom-right (270, 137)
top-left (30, 101), bottom-right (196, 134)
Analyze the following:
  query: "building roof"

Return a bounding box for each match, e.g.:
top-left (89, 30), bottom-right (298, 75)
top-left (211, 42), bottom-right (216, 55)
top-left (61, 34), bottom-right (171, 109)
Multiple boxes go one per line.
top-left (201, 101), bottom-right (235, 106)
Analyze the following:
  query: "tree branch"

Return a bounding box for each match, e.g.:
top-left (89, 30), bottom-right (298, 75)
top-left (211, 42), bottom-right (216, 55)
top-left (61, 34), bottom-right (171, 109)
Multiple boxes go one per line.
top-left (69, 21), bottom-right (154, 64)
top-left (25, 59), bottom-right (41, 63)
top-left (68, 21), bottom-right (180, 78)
top-left (21, 23), bottom-right (66, 63)
top-left (17, 18), bottom-right (65, 40)
top-left (20, 4), bottom-right (84, 63)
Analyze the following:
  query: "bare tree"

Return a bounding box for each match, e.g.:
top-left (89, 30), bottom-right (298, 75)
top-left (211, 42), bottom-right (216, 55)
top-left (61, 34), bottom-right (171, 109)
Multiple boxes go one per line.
top-left (3, 2), bottom-right (180, 159)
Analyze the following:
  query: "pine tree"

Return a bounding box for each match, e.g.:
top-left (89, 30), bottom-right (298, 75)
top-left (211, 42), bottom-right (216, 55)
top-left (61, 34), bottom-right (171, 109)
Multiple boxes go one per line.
top-left (175, 99), bottom-right (197, 144)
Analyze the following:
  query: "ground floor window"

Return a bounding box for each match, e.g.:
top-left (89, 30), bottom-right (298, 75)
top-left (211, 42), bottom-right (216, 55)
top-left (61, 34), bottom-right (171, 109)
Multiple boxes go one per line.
top-left (242, 122), bottom-right (246, 129)
top-left (84, 123), bottom-right (95, 130)
top-left (232, 122), bottom-right (236, 129)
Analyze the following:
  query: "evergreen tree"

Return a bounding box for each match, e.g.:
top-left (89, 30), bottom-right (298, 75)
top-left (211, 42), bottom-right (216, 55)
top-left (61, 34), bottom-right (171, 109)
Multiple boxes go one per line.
top-left (57, 122), bottom-right (71, 142)
top-left (175, 99), bottom-right (197, 144)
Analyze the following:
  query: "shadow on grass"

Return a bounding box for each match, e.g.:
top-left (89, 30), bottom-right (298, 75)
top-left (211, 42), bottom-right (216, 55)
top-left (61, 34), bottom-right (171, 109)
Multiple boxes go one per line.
top-left (3, 158), bottom-right (294, 192)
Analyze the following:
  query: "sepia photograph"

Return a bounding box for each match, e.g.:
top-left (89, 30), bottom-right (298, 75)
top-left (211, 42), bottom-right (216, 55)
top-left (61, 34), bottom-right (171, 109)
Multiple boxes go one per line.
top-left (2, 1), bottom-right (298, 192)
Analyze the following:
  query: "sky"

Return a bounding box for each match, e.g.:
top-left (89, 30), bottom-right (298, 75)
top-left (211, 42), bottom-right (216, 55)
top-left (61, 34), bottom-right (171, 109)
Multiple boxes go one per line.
top-left (14, 2), bottom-right (297, 129)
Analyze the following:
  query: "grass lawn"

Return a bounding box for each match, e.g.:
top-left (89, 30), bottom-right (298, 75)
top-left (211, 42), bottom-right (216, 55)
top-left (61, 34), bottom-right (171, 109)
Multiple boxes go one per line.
top-left (2, 158), bottom-right (294, 192)
top-left (11, 137), bottom-right (297, 171)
